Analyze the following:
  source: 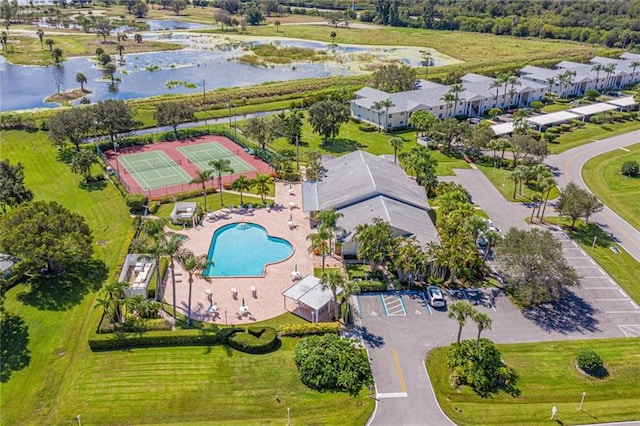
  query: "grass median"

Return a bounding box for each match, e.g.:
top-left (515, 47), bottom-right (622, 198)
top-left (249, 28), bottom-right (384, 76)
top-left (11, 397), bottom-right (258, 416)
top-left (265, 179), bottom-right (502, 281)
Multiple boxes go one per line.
top-left (427, 337), bottom-right (640, 426)
top-left (582, 142), bottom-right (640, 231)
top-left (547, 120), bottom-right (640, 154)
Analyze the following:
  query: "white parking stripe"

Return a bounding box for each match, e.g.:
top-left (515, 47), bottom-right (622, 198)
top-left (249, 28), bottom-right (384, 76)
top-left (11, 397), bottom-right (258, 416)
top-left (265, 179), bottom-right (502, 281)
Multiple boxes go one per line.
top-left (581, 250), bottom-right (586, 256)
top-left (631, 301), bottom-right (639, 310)
top-left (589, 258), bottom-right (595, 265)
top-left (607, 311), bottom-right (640, 314)
top-left (574, 266), bottom-right (599, 269)
top-left (572, 241), bottom-right (577, 247)
top-left (599, 268), bottom-right (605, 274)
top-left (584, 287), bottom-right (619, 289)
top-left (619, 289), bottom-right (628, 297)
top-left (609, 278), bottom-right (617, 285)
top-left (595, 298), bottom-right (629, 301)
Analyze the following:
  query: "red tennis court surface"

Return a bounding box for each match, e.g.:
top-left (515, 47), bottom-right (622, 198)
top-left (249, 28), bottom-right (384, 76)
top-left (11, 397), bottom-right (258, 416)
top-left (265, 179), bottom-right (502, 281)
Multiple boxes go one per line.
top-left (103, 136), bottom-right (273, 198)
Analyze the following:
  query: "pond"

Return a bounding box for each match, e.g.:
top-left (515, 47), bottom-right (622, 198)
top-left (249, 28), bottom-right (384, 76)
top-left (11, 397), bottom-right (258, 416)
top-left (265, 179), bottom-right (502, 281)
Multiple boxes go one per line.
top-left (0, 32), bottom-right (460, 112)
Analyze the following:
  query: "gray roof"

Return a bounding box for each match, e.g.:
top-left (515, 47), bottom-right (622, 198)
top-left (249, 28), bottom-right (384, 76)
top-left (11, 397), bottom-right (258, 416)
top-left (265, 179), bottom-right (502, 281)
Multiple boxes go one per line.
top-left (569, 103), bottom-right (617, 116)
top-left (311, 150), bottom-right (428, 211)
top-left (527, 111), bottom-right (579, 126)
top-left (282, 275), bottom-right (341, 311)
top-left (0, 253), bottom-right (18, 274)
top-left (607, 96), bottom-right (636, 107)
top-left (620, 52), bottom-right (640, 61)
top-left (336, 195), bottom-right (439, 246)
top-left (461, 73), bottom-right (494, 83)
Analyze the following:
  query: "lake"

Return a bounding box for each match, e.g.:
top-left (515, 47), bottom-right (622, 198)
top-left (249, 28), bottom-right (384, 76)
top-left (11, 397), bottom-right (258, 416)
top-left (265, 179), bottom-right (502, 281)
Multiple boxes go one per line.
top-left (0, 29), bottom-right (460, 112)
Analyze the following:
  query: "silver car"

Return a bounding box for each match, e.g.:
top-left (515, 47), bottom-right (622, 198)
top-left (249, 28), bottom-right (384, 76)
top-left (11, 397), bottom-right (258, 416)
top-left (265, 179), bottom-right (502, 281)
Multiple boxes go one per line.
top-left (426, 286), bottom-right (446, 308)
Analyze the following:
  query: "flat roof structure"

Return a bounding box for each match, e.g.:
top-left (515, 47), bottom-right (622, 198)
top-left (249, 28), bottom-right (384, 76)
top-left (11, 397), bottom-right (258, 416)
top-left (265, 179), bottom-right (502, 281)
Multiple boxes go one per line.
top-left (526, 111), bottom-right (580, 127)
top-left (569, 103), bottom-right (618, 116)
top-left (606, 96), bottom-right (637, 108)
top-left (490, 122), bottom-right (514, 136)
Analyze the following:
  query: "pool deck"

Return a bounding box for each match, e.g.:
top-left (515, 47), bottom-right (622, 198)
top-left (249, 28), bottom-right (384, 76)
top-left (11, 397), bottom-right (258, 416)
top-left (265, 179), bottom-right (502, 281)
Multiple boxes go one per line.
top-left (164, 180), bottom-right (318, 325)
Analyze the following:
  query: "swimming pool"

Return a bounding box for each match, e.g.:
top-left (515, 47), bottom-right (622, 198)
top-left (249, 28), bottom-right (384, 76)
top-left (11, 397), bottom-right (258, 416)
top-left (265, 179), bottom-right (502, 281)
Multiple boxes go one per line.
top-left (204, 223), bottom-right (293, 277)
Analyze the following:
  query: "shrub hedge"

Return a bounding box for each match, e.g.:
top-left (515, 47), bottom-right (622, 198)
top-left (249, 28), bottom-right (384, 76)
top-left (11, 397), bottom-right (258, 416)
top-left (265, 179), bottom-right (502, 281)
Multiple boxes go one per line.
top-left (357, 280), bottom-right (388, 292)
top-left (576, 349), bottom-right (604, 373)
top-left (358, 123), bottom-right (377, 132)
top-left (279, 322), bottom-right (341, 336)
top-left (88, 329), bottom-right (220, 351)
top-left (228, 327), bottom-right (279, 354)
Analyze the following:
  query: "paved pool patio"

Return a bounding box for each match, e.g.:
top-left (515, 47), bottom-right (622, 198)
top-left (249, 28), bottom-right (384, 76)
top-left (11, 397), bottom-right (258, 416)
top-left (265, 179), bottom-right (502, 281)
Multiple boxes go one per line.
top-left (163, 180), bottom-right (320, 325)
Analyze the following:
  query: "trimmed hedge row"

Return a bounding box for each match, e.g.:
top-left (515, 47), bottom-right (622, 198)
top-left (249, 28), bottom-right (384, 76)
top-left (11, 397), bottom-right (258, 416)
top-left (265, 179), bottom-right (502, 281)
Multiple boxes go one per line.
top-left (88, 326), bottom-right (279, 353)
top-left (279, 322), bottom-right (341, 336)
top-left (357, 280), bottom-right (388, 292)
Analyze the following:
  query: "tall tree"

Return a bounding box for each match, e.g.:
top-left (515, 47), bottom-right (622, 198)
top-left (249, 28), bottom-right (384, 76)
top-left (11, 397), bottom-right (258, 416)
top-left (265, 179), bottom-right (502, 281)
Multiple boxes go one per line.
top-left (388, 137), bottom-right (404, 163)
top-left (353, 218), bottom-right (395, 269)
top-left (447, 301), bottom-right (477, 344)
top-left (154, 102), bottom-right (195, 139)
top-left (472, 311), bottom-right (492, 348)
top-left (372, 63), bottom-right (417, 93)
top-left (320, 269), bottom-right (344, 320)
top-left (242, 117), bottom-right (271, 151)
top-left (162, 233), bottom-right (185, 327)
top-left (307, 99), bottom-right (349, 145)
top-left (556, 182), bottom-right (603, 228)
top-left (495, 228), bottom-right (580, 306)
top-left (190, 169), bottom-right (212, 212)
top-left (251, 173), bottom-right (272, 203)
top-left (94, 99), bottom-right (137, 145)
top-left (70, 149), bottom-right (98, 182)
top-left (0, 159), bottom-right (33, 213)
top-left (48, 107), bottom-right (95, 151)
top-left (307, 227), bottom-right (330, 273)
top-left (408, 110), bottom-right (438, 137)
top-left (231, 175), bottom-right (251, 205)
top-left (75, 72), bottom-right (87, 92)
top-left (315, 208), bottom-right (343, 255)
top-left (208, 158), bottom-right (234, 205)
top-left (178, 250), bottom-right (210, 326)
top-left (36, 27), bottom-right (44, 48)
top-left (0, 201), bottom-right (93, 276)
top-left (379, 98), bottom-right (395, 130)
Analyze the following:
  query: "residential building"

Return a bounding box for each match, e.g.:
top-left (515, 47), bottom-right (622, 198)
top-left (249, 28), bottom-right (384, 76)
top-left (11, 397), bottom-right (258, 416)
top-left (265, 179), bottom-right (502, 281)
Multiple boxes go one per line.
top-left (301, 150), bottom-right (438, 257)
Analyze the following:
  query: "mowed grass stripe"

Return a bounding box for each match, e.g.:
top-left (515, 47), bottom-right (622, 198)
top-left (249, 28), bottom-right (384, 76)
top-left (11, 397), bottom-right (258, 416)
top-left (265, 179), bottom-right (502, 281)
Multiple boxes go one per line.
top-left (582, 142), bottom-right (640, 231)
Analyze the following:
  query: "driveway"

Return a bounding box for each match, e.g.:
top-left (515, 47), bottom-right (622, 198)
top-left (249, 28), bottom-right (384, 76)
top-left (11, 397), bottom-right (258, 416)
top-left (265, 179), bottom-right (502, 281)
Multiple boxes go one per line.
top-left (547, 130), bottom-right (640, 262)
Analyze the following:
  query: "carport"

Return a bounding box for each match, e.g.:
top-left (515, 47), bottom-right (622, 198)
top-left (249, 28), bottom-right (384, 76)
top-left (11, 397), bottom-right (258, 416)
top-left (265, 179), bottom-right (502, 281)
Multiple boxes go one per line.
top-left (526, 110), bottom-right (580, 130)
top-left (490, 122), bottom-right (514, 136)
top-left (606, 96), bottom-right (637, 111)
top-left (282, 275), bottom-right (342, 323)
top-left (569, 102), bottom-right (617, 121)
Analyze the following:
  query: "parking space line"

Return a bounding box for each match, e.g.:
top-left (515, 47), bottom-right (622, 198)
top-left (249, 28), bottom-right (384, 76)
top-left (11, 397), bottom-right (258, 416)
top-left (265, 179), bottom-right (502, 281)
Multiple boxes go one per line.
top-left (580, 250), bottom-right (587, 256)
top-left (584, 286), bottom-right (620, 289)
top-left (595, 298), bottom-right (629, 301)
top-left (391, 348), bottom-right (408, 394)
top-left (631, 301), bottom-right (639, 310)
top-left (418, 292), bottom-right (432, 315)
top-left (380, 294), bottom-right (388, 316)
top-left (572, 241), bottom-right (578, 247)
top-left (588, 258), bottom-right (595, 265)
top-left (609, 278), bottom-right (617, 285)
top-left (583, 276), bottom-right (610, 279)
top-left (574, 266), bottom-right (599, 269)
top-left (606, 311), bottom-right (640, 314)
top-left (398, 294), bottom-right (408, 315)
top-left (619, 289), bottom-right (628, 297)
top-left (357, 295), bottom-right (363, 318)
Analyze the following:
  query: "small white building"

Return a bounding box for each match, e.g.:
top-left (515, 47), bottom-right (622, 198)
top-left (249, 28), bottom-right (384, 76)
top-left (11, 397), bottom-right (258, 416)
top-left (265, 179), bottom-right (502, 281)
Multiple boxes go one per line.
top-left (282, 275), bottom-right (342, 323)
top-left (170, 202), bottom-right (198, 225)
top-left (119, 254), bottom-right (157, 298)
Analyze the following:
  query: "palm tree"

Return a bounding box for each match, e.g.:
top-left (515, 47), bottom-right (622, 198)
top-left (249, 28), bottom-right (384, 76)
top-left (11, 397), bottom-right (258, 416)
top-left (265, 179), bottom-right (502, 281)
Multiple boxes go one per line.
top-left (370, 100), bottom-right (384, 131)
top-left (510, 165), bottom-right (528, 199)
top-left (274, 20), bottom-right (281, 32)
top-left (448, 83), bottom-right (466, 116)
top-left (489, 78), bottom-right (502, 106)
top-left (139, 218), bottom-right (167, 302)
top-left (208, 158), bottom-right (233, 205)
top-left (116, 43), bottom-right (124, 60)
top-left (134, 33), bottom-right (143, 43)
top-left (630, 61), bottom-right (640, 82)
top-left (481, 229), bottom-right (501, 261)
top-left (447, 301), bottom-right (477, 344)
top-left (163, 233), bottom-right (186, 328)
top-left (537, 175), bottom-right (557, 220)
top-left (104, 62), bottom-right (116, 83)
top-left (307, 227), bottom-right (330, 273)
top-left (178, 250), bottom-right (210, 326)
top-left (102, 281), bottom-right (130, 324)
top-left (251, 173), bottom-right (272, 203)
top-left (329, 30), bottom-right (337, 44)
top-left (76, 72), bottom-right (87, 92)
top-left (472, 311), bottom-right (492, 348)
top-left (45, 38), bottom-right (54, 51)
top-left (37, 27), bottom-right (44, 49)
top-left (315, 208), bottom-right (343, 255)
top-left (338, 279), bottom-right (361, 324)
top-left (420, 50), bottom-right (433, 78)
top-left (52, 47), bottom-right (63, 63)
top-left (439, 92), bottom-right (455, 117)
top-left (70, 149), bottom-right (97, 182)
top-left (545, 76), bottom-right (557, 96)
top-left (591, 63), bottom-right (604, 90)
top-left (379, 99), bottom-right (394, 131)
top-left (603, 63), bottom-right (617, 92)
top-left (190, 169), bottom-right (212, 212)
top-left (388, 137), bottom-right (404, 163)
top-left (231, 175), bottom-right (251, 205)
top-left (320, 269), bottom-right (344, 321)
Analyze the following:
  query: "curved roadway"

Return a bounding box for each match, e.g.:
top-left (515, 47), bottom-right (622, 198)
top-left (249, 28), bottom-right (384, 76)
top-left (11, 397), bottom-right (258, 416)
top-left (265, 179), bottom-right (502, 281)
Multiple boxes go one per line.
top-left (547, 130), bottom-right (640, 262)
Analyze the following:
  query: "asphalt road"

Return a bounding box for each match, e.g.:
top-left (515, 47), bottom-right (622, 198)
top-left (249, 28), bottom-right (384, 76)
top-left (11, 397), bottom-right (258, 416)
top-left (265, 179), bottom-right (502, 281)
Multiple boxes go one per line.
top-left (547, 130), bottom-right (640, 262)
top-left (362, 130), bottom-right (640, 426)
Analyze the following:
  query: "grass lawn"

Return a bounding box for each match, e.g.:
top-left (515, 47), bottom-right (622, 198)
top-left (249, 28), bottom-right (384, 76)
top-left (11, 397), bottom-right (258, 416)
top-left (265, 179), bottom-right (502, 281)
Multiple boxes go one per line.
top-left (582, 143), bottom-right (640, 231)
top-left (547, 120), bottom-right (640, 154)
top-left (1, 130), bottom-right (373, 424)
top-left (477, 164), bottom-right (561, 202)
top-left (426, 338), bottom-right (640, 426)
top-left (543, 217), bottom-right (640, 303)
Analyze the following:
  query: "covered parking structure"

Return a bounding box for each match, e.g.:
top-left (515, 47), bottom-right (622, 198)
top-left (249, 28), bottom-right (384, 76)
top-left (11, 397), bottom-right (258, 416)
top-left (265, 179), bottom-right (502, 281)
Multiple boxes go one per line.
top-left (282, 275), bottom-right (342, 323)
top-left (526, 110), bottom-right (580, 130)
top-left (490, 122), bottom-right (514, 136)
top-left (606, 96), bottom-right (637, 111)
top-left (569, 103), bottom-right (618, 120)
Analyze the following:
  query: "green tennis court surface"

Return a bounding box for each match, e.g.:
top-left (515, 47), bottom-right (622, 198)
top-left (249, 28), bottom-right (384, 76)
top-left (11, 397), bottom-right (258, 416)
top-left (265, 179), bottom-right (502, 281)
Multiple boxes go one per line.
top-left (119, 151), bottom-right (191, 190)
top-left (177, 143), bottom-right (255, 175)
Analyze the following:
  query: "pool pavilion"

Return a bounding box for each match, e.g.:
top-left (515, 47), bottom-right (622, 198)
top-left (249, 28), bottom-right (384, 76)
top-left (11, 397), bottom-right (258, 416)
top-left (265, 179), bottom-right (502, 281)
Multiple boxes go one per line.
top-left (282, 275), bottom-right (342, 323)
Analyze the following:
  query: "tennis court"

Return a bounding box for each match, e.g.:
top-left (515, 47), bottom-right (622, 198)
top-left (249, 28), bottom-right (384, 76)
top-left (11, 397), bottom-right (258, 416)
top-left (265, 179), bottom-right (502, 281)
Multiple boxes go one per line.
top-left (177, 142), bottom-right (255, 175)
top-left (119, 151), bottom-right (192, 190)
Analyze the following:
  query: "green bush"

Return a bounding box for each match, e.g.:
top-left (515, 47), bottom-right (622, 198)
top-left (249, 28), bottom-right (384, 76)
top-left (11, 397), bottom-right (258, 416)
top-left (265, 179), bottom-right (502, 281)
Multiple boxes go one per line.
top-left (147, 201), bottom-right (160, 214)
top-left (228, 327), bottom-right (279, 354)
top-left (358, 123), bottom-right (377, 132)
top-left (621, 160), bottom-right (640, 177)
top-left (545, 127), bottom-right (560, 134)
top-left (125, 193), bottom-right (148, 211)
top-left (279, 322), bottom-right (341, 336)
top-left (89, 329), bottom-right (220, 351)
top-left (559, 123), bottom-right (572, 132)
top-left (576, 349), bottom-right (604, 373)
top-left (357, 280), bottom-right (387, 292)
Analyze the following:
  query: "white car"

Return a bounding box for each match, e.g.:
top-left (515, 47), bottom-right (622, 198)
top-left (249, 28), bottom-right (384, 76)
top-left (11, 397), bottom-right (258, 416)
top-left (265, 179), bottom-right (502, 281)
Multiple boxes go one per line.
top-left (426, 286), bottom-right (446, 308)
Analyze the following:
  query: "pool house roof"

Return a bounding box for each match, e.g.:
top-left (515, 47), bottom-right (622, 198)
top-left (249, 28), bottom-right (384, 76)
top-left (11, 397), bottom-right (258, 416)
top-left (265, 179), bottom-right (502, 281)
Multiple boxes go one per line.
top-left (282, 275), bottom-right (341, 311)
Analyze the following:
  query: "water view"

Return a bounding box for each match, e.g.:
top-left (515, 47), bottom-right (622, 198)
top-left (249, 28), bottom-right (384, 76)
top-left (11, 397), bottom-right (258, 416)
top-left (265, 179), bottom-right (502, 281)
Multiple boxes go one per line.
top-left (0, 29), bottom-right (460, 112)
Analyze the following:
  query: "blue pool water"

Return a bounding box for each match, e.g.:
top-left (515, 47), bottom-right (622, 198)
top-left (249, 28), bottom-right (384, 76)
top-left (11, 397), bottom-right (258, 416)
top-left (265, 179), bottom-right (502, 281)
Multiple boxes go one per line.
top-left (205, 223), bottom-right (293, 277)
